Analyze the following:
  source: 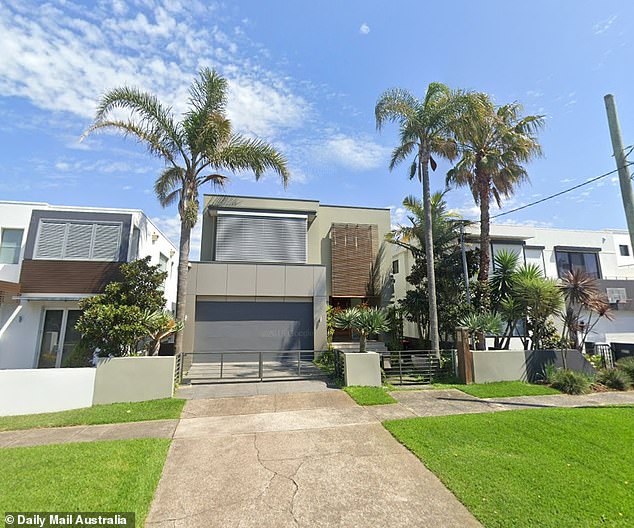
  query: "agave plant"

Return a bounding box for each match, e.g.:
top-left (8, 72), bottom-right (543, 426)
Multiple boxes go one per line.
top-left (333, 306), bottom-right (389, 352)
top-left (459, 312), bottom-right (502, 349)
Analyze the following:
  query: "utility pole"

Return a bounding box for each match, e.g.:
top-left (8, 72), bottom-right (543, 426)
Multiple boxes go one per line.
top-left (459, 222), bottom-right (471, 305)
top-left (604, 94), bottom-right (634, 252)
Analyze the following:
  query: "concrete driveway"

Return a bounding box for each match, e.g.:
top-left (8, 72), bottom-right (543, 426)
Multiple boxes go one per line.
top-left (146, 390), bottom-right (480, 528)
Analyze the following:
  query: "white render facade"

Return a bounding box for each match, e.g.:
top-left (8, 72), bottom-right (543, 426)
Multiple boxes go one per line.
top-left (0, 201), bottom-right (177, 369)
top-left (392, 223), bottom-right (634, 346)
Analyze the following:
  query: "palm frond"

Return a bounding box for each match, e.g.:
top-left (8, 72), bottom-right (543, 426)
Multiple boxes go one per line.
top-left (211, 135), bottom-right (290, 186)
top-left (154, 166), bottom-right (185, 208)
top-left (90, 86), bottom-right (184, 163)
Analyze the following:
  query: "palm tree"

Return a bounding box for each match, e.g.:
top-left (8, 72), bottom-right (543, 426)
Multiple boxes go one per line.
top-left (375, 83), bottom-right (464, 357)
top-left (83, 68), bottom-right (289, 356)
top-left (447, 93), bottom-right (544, 309)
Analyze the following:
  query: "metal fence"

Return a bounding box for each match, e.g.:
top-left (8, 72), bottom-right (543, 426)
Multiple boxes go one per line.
top-left (174, 351), bottom-right (183, 385)
top-left (183, 350), bottom-right (324, 383)
top-left (382, 349), bottom-right (456, 385)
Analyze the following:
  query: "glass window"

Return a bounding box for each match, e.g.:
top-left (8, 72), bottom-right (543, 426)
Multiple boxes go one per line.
top-left (37, 310), bottom-right (63, 368)
top-left (555, 251), bottom-right (601, 279)
top-left (620, 244), bottom-right (630, 257)
top-left (392, 260), bottom-right (399, 274)
top-left (60, 310), bottom-right (83, 368)
top-left (159, 253), bottom-right (169, 273)
top-left (0, 228), bottom-right (24, 264)
top-left (130, 227), bottom-right (140, 260)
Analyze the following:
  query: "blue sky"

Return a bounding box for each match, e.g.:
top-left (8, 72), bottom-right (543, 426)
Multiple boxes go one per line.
top-left (1, 0), bottom-right (633, 257)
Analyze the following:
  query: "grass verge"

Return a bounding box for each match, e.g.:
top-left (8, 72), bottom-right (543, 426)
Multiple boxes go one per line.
top-left (0, 439), bottom-right (170, 525)
top-left (0, 399), bottom-right (185, 432)
top-left (344, 386), bottom-right (397, 405)
top-left (385, 407), bottom-right (634, 527)
top-left (431, 380), bottom-right (561, 398)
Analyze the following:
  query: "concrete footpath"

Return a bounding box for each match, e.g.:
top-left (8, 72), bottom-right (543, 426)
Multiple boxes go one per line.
top-left (145, 390), bottom-right (481, 528)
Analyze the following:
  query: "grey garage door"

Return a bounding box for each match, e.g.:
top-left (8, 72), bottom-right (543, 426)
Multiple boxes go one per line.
top-left (194, 301), bottom-right (314, 358)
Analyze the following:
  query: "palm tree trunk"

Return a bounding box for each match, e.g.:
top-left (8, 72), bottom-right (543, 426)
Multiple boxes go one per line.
top-left (359, 332), bottom-right (367, 353)
top-left (173, 220), bottom-right (191, 361)
top-left (420, 151), bottom-right (440, 359)
top-left (477, 170), bottom-right (491, 310)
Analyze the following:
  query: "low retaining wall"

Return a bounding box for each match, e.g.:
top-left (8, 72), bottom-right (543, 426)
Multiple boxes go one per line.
top-left (344, 352), bottom-right (381, 387)
top-left (471, 349), bottom-right (596, 383)
top-left (0, 368), bottom-right (95, 416)
top-left (0, 356), bottom-right (176, 416)
top-left (93, 356), bottom-right (175, 405)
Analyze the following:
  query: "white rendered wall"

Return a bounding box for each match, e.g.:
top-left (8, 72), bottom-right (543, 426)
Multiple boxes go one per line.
top-left (0, 202), bottom-right (39, 283)
top-left (134, 212), bottom-right (178, 312)
top-left (0, 367), bottom-right (95, 416)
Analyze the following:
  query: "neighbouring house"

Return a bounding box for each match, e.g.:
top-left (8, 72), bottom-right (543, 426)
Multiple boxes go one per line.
top-left (393, 222), bottom-right (634, 347)
top-left (0, 201), bottom-right (177, 369)
top-left (181, 194), bottom-right (392, 370)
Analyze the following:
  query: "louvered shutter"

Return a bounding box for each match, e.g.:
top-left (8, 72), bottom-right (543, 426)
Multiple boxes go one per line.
top-left (92, 224), bottom-right (121, 260)
top-left (35, 222), bottom-right (66, 259)
top-left (65, 224), bottom-right (93, 259)
top-left (216, 214), bottom-right (306, 263)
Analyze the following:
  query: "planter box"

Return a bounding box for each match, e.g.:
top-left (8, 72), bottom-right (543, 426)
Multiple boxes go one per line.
top-left (344, 352), bottom-right (381, 387)
top-left (93, 356), bottom-right (175, 405)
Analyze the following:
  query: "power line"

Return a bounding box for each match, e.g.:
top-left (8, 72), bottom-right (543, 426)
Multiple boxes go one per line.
top-left (488, 161), bottom-right (634, 220)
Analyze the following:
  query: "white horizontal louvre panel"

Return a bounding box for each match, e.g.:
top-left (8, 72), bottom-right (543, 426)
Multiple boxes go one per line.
top-left (35, 222), bottom-right (66, 259)
top-left (216, 215), bottom-right (307, 263)
top-left (92, 224), bottom-right (121, 261)
top-left (65, 224), bottom-right (93, 259)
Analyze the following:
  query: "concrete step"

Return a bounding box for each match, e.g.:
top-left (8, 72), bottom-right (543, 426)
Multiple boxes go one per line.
top-left (333, 341), bottom-right (388, 353)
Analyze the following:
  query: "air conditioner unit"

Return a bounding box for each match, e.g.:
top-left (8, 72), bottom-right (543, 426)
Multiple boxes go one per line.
top-left (606, 287), bottom-right (628, 304)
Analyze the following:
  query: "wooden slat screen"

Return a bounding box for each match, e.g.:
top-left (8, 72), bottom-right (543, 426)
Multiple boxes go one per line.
top-left (330, 223), bottom-right (378, 297)
top-left (20, 260), bottom-right (122, 294)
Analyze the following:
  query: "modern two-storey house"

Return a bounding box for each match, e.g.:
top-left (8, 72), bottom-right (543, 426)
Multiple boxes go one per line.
top-left (393, 223), bottom-right (634, 346)
top-left (0, 201), bottom-right (177, 369)
top-left (181, 194), bottom-right (392, 369)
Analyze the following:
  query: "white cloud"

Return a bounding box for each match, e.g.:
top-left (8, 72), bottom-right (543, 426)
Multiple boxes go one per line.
top-left (0, 1), bottom-right (309, 139)
top-left (593, 15), bottom-right (617, 35)
top-left (359, 23), bottom-right (370, 35)
top-left (388, 205), bottom-right (408, 230)
top-left (152, 213), bottom-right (203, 260)
top-left (313, 134), bottom-right (389, 171)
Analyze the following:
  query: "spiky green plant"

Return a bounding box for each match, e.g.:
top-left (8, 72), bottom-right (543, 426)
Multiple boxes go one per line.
top-left (83, 68), bottom-right (289, 356)
top-left (333, 306), bottom-right (389, 352)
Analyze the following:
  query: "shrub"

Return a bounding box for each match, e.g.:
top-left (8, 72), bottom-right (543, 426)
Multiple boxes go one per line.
top-left (616, 357), bottom-right (634, 381)
top-left (587, 354), bottom-right (604, 369)
top-left (550, 369), bottom-right (592, 395)
top-left (595, 368), bottom-right (632, 391)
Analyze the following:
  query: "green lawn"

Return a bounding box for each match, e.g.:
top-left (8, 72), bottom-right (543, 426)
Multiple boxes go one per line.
top-left (385, 407), bottom-right (634, 528)
top-left (0, 398), bottom-right (185, 432)
top-left (344, 386), bottom-right (397, 405)
top-left (432, 380), bottom-right (561, 398)
top-left (0, 439), bottom-right (170, 525)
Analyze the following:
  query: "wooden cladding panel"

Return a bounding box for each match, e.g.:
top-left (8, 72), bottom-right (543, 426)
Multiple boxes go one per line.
top-left (19, 260), bottom-right (122, 294)
top-left (330, 223), bottom-right (378, 297)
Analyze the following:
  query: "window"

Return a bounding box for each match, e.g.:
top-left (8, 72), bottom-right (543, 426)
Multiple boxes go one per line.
top-left (130, 227), bottom-right (140, 260)
top-left (159, 253), bottom-right (169, 273)
top-left (34, 221), bottom-right (121, 261)
top-left (620, 244), bottom-right (630, 257)
top-left (392, 259), bottom-right (399, 274)
top-left (0, 228), bottom-right (23, 264)
top-left (555, 250), bottom-right (601, 279)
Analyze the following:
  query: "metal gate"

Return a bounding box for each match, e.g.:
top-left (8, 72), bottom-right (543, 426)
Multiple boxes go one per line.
top-left (183, 350), bottom-right (325, 383)
top-left (382, 349), bottom-right (457, 385)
